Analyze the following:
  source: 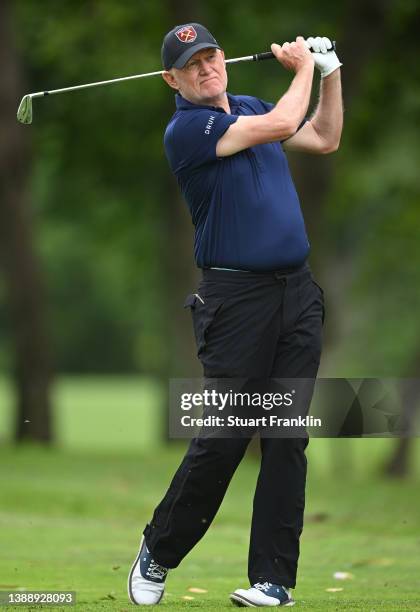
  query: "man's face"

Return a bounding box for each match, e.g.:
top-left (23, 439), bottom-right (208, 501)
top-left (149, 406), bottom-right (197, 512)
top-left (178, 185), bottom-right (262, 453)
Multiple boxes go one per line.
top-left (163, 48), bottom-right (228, 105)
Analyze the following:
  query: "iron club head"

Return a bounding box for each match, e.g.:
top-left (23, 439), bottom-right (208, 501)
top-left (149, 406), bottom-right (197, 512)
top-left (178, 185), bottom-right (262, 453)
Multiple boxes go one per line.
top-left (15, 40), bottom-right (337, 125)
top-left (17, 95), bottom-right (33, 124)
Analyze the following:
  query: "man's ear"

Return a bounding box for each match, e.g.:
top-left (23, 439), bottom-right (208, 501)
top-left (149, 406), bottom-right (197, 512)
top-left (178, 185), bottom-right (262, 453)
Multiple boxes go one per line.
top-left (162, 70), bottom-right (179, 91)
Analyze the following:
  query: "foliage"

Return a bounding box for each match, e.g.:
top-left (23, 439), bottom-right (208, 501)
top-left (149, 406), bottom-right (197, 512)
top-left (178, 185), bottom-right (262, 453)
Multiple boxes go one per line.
top-left (325, 1), bottom-right (420, 375)
top-left (0, 0), bottom-right (418, 376)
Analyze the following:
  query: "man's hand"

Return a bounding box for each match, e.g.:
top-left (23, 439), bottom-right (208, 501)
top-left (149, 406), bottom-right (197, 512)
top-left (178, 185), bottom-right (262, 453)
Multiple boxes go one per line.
top-left (305, 36), bottom-right (342, 78)
top-left (216, 37), bottom-right (315, 158)
top-left (271, 37), bottom-right (314, 73)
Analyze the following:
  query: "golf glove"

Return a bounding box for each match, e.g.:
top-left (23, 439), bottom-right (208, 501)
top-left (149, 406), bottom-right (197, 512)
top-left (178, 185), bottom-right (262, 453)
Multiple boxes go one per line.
top-left (305, 36), bottom-right (342, 77)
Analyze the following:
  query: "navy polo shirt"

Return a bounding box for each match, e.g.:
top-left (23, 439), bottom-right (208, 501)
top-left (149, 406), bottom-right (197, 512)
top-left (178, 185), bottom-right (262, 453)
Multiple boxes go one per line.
top-left (164, 92), bottom-right (310, 271)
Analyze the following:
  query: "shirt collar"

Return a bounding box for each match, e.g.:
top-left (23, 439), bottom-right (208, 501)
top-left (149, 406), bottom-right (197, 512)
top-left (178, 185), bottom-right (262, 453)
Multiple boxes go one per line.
top-left (175, 92), bottom-right (241, 113)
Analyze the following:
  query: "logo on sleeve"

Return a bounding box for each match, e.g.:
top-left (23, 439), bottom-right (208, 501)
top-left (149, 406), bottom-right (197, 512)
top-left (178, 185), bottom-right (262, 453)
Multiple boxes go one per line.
top-left (175, 26), bottom-right (197, 43)
top-left (205, 115), bottom-right (215, 135)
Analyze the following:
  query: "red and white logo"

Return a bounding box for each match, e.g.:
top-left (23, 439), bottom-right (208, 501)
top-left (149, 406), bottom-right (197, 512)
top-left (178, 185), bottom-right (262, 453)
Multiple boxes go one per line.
top-left (175, 26), bottom-right (197, 43)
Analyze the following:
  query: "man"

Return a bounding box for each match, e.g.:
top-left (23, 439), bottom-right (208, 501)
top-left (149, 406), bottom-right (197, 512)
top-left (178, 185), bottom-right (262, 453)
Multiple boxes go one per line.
top-left (128, 23), bottom-right (342, 607)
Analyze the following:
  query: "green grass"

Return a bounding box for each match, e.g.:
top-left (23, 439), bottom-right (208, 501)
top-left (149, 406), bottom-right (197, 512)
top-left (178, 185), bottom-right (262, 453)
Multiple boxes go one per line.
top-left (1, 442), bottom-right (420, 611)
top-left (0, 376), bottom-right (162, 452)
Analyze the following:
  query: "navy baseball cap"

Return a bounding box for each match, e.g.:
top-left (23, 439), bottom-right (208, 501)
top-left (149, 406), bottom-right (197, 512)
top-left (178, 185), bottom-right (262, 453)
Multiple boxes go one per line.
top-left (161, 23), bottom-right (221, 70)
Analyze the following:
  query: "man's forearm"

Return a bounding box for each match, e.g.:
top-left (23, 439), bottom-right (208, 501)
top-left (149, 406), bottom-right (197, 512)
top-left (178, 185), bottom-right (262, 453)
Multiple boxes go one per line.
top-left (271, 64), bottom-right (315, 135)
top-left (310, 69), bottom-right (343, 149)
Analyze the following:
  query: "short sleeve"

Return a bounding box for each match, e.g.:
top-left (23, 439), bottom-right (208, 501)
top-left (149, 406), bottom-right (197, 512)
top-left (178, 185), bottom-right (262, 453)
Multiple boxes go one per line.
top-left (258, 98), bottom-right (275, 113)
top-left (164, 110), bottom-right (238, 174)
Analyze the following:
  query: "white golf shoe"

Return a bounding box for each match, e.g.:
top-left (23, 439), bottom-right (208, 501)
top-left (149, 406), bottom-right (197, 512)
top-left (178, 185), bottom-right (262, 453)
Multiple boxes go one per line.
top-left (128, 536), bottom-right (169, 605)
top-left (230, 581), bottom-right (295, 607)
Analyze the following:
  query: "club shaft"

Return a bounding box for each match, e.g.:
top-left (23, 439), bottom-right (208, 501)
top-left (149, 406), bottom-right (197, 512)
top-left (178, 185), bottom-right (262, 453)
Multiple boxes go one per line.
top-left (26, 42), bottom-right (336, 100)
top-left (29, 58), bottom-right (254, 99)
top-left (29, 69), bottom-right (165, 99)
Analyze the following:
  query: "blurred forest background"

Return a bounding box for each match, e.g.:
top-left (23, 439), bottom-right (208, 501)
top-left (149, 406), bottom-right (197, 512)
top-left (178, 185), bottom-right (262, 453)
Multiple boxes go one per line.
top-left (0, 0), bottom-right (419, 467)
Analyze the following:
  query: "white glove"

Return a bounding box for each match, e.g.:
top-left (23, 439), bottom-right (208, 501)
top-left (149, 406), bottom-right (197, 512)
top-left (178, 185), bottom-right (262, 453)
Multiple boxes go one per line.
top-left (305, 36), bottom-right (342, 77)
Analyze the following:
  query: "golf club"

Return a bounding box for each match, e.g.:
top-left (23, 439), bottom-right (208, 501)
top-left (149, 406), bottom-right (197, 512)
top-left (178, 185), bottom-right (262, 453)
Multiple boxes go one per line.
top-left (17, 41), bottom-right (336, 125)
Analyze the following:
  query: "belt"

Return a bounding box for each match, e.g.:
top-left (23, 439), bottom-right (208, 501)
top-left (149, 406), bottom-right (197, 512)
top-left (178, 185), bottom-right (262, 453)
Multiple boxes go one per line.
top-left (203, 261), bottom-right (310, 284)
top-left (209, 266), bottom-right (250, 272)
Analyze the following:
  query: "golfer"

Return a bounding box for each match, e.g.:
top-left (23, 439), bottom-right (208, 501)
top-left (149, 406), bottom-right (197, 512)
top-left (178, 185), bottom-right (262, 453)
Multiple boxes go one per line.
top-left (128, 23), bottom-right (342, 607)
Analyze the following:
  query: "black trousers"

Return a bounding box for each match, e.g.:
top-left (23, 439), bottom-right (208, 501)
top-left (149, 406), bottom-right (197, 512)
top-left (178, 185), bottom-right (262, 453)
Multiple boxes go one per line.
top-left (144, 263), bottom-right (324, 588)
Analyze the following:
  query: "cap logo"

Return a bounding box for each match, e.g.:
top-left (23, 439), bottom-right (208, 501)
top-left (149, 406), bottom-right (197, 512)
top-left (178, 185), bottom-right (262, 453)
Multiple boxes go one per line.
top-left (175, 26), bottom-right (197, 43)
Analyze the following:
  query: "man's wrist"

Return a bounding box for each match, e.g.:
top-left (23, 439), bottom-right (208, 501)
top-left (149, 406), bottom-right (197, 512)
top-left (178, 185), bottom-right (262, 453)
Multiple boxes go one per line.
top-left (298, 61), bottom-right (315, 73)
top-left (320, 61), bottom-right (342, 78)
top-left (295, 63), bottom-right (315, 81)
top-left (321, 66), bottom-right (341, 79)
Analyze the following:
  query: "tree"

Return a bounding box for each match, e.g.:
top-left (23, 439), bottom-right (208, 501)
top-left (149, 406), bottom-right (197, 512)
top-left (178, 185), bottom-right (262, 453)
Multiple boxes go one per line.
top-left (0, 0), bottom-right (53, 443)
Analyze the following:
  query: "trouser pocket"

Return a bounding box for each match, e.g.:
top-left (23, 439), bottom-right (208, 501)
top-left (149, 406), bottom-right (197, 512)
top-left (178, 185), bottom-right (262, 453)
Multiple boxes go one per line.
top-left (311, 279), bottom-right (325, 325)
top-left (184, 293), bottom-right (225, 356)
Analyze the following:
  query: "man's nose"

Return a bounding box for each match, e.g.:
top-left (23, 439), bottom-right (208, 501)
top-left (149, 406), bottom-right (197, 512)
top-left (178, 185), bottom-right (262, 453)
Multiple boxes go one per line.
top-left (199, 60), bottom-right (213, 74)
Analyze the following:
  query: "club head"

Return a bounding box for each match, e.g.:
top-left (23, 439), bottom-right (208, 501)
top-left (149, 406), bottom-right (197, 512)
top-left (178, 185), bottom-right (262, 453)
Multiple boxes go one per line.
top-left (17, 95), bottom-right (33, 124)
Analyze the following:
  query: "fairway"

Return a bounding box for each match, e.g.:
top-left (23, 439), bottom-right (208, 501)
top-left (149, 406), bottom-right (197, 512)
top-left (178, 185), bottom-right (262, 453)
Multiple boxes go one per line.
top-left (0, 377), bottom-right (162, 453)
top-left (1, 442), bottom-right (420, 611)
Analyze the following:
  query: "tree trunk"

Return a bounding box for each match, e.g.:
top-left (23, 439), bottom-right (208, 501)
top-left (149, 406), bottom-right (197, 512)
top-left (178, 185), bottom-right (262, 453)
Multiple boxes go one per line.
top-left (0, 0), bottom-right (53, 443)
top-left (383, 351), bottom-right (420, 478)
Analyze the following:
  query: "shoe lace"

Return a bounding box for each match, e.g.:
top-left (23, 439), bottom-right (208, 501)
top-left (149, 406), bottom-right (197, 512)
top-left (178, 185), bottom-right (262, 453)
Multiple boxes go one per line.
top-left (254, 582), bottom-right (272, 592)
top-left (146, 560), bottom-right (168, 580)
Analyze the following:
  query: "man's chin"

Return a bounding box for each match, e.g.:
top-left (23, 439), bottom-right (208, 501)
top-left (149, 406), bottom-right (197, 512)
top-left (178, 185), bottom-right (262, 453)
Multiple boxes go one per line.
top-left (200, 86), bottom-right (226, 104)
